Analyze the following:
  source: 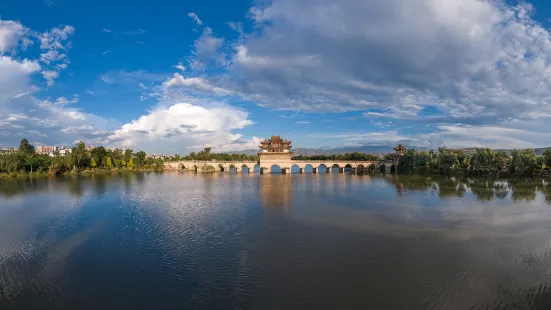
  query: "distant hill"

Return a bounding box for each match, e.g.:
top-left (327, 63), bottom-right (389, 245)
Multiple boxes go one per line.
top-left (493, 147), bottom-right (551, 156)
top-left (232, 145), bottom-right (551, 156)
top-left (232, 145), bottom-right (430, 156)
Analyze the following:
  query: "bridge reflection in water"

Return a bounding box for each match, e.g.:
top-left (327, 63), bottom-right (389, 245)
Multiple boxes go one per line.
top-left (259, 175), bottom-right (292, 209)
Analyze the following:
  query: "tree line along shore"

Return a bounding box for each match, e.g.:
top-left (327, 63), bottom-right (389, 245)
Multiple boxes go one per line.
top-left (2, 140), bottom-right (550, 178)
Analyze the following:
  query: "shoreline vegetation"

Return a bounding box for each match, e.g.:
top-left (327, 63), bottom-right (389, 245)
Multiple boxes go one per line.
top-left (2, 140), bottom-right (551, 179)
top-left (0, 139), bottom-right (165, 179)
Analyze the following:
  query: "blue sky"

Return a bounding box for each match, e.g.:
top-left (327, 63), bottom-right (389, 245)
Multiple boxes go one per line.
top-left (2, 0), bottom-right (551, 154)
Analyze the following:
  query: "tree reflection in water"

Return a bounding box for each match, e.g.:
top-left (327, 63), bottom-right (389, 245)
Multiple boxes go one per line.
top-left (1, 174), bottom-right (551, 206)
top-left (384, 175), bottom-right (551, 204)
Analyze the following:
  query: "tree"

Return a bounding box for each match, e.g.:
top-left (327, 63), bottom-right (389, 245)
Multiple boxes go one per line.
top-left (121, 160), bottom-right (127, 167)
top-left (127, 158), bottom-right (135, 169)
top-left (543, 149), bottom-right (551, 168)
top-left (90, 158), bottom-right (97, 170)
top-left (494, 151), bottom-right (509, 170)
top-left (91, 146), bottom-right (107, 163)
top-left (71, 141), bottom-right (90, 170)
top-left (437, 147), bottom-right (459, 174)
top-left (135, 151), bottom-right (147, 166)
top-left (18, 138), bottom-right (35, 156)
top-left (105, 157), bottom-right (113, 169)
top-left (112, 148), bottom-right (124, 160)
top-left (124, 149), bottom-right (134, 162)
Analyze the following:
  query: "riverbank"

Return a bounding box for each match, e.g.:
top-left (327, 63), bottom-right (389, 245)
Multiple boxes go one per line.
top-left (0, 168), bottom-right (164, 179)
top-left (2, 168), bottom-right (550, 179)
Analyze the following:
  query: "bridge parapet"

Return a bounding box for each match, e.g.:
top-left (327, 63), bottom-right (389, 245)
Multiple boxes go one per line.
top-left (164, 159), bottom-right (397, 173)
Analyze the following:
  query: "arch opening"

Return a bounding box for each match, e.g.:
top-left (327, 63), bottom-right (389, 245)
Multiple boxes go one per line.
top-left (331, 164), bottom-right (340, 173)
top-left (390, 165), bottom-right (396, 173)
top-left (357, 165), bottom-right (365, 174)
top-left (219, 164), bottom-right (225, 172)
top-left (318, 164), bottom-right (327, 174)
top-left (304, 164), bottom-right (314, 173)
top-left (344, 164), bottom-right (352, 173)
top-left (380, 165), bottom-right (386, 173)
top-left (291, 164), bottom-right (301, 173)
top-left (368, 164), bottom-right (376, 172)
top-left (254, 164), bottom-right (261, 173)
top-left (271, 164), bottom-right (282, 174)
top-left (241, 164), bottom-right (250, 174)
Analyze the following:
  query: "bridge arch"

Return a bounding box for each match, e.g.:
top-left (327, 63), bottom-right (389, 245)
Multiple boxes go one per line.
top-left (218, 164), bottom-right (225, 172)
top-left (241, 164), bottom-right (250, 174)
top-left (291, 164), bottom-right (301, 173)
top-left (304, 164), bottom-right (314, 173)
top-left (357, 164), bottom-right (365, 174)
top-left (178, 163), bottom-right (184, 170)
top-left (379, 164), bottom-right (386, 173)
top-left (254, 164), bottom-right (261, 173)
top-left (368, 164), bottom-right (376, 172)
top-left (344, 164), bottom-right (352, 173)
top-left (318, 164), bottom-right (327, 174)
top-left (270, 164), bottom-right (282, 173)
top-left (331, 164), bottom-right (340, 173)
top-left (390, 164), bottom-right (396, 173)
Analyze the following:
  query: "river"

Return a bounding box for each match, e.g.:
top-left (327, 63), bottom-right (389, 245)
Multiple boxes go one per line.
top-left (0, 172), bottom-right (550, 309)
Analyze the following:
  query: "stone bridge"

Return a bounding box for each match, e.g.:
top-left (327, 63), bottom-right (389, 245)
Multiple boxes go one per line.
top-left (164, 160), bottom-right (397, 173)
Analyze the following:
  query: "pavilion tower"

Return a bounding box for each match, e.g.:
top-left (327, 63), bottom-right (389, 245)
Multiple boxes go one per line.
top-left (258, 135), bottom-right (293, 162)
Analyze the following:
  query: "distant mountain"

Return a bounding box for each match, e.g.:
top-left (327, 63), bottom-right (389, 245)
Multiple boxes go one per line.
top-left (493, 147), bottom-right (551, 156)
top-left (232, 145), bottom-right (430, 156)
top-left (231, 145), bottom-right (551, 156)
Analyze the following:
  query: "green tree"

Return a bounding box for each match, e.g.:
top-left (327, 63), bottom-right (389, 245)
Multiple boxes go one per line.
top-left (437, 147), bottom-right (459, 174)
top-left (105, 157), bottom-right (113, 169)
top-left (127, 158), bottom-right (135, 169)
top-left (124, 149), bottom-right (134, 162)
top-left (543, 149), bottom-right (551, 168)
top-left (71, 141), bottom-right (90, 170)
top-left (112, 148), bottom-right (124, 160)
top-left (90, 158), bottom-right (97, 170)
top-left (494, 151), bottom-right (509, 170)
top-left (91, 146), bottom-right (107, 163)
top-left (18, 138), bottom-right (35, 156)
top-left (121, 160), bottom-right (127, 167)
top-left (135, 151), bottom-right (147, 166)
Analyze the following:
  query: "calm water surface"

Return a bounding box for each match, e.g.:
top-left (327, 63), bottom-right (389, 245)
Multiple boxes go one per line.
top-left (1, 172), bottom-right (551, 309)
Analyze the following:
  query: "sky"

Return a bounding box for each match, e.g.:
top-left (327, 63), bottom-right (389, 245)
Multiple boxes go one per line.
top-left (2, 0), bottom-right (551, 154)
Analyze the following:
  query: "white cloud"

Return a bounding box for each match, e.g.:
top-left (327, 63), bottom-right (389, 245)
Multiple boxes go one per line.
top-left (100, 69), bottom-right (166, 84)
top-left (188, 12), bottom-right (203, 26)
top-left (201, 0), bottom-right (551, 120)
top-left (163, 73), bottom-right (232, 95)
top-left (175, 62), bottom-right (186, 72)
top-left (104, 102), bottom-right (254, 153)
top-left (0, 56), bottom-right (41, 99)
top-left (0, 55), bottom-right (110, 146)
top-left (102, 50), bottom-right (111, 55)
top-left (157, 0), bottom-right (551, 148)
top-left (0, 20), bottom-right (26, 54)
top-left (102, 28), bottom-right (112, 33)
top-left (38, 25), bottom-right (75, 85)
top-left (42, 70), bottom-right (59, 86)
top-left (296, 121), bottom-right (311, 124)
top-left (190, 27), bottom-right (225, 68)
